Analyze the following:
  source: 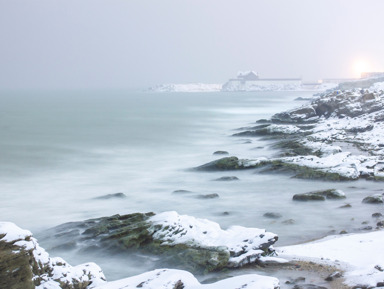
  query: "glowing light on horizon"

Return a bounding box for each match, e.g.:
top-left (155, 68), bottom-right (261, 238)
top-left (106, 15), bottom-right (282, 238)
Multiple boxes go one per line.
top-left (353, 59), bottom-right (371, 78)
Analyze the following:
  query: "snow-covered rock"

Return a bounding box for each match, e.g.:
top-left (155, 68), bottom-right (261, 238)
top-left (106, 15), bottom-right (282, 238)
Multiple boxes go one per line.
top-left (40, 211), bottom-right (278, 272)
top-left (230, 82), bottom-right (384, 181)
top-left (94, 268), bottom-right (280, 289)
top-left (0, 221), bottom-right (281, 289)
top-left (149, 211), bottom-right (277, 268)
top-left (0, 222), bottom-right (107, 289)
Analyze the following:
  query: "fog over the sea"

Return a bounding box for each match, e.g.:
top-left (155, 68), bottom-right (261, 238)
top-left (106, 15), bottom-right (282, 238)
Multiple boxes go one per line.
top-left (1, 0), bottom-right (384, 90)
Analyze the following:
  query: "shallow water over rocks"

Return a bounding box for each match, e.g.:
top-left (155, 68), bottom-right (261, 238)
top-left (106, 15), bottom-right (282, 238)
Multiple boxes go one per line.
top-left (0, 90), bottom-right (383, 282)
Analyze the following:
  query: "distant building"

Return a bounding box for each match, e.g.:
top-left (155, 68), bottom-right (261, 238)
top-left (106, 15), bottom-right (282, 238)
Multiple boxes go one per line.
top-left (361, 72), bottom-right (384, 79)
top-left (237, 71), bottom-right (259, 81)
top-left (222, 71), bottom-right (302, 91)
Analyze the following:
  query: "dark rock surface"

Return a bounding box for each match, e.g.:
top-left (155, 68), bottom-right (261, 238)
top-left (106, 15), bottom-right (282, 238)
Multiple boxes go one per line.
top-left (197, 193), bottom-right (220, 199)
top-left (293, 189), bottom-right (346, 201)
top-left (94, 192), bottom-right (127, 200)
top-left (293, 284), bottom-right (327, 289)
top-left (263, 212), bottom-right (282, 219)
top-left (213, 176), bottom-right (239, 181)
top-left (39, 212), bottom-right (278, 273)
top-left (213, 151), bottom-right (229, 155)
top-left (194, 156), bottom-right (265, 171)
top-left (362, 194), bottom-right (383, 204)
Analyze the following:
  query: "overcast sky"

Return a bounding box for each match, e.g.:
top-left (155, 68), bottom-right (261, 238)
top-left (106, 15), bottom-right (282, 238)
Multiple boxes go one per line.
top-left (1, 0), bottom-right (384, 90)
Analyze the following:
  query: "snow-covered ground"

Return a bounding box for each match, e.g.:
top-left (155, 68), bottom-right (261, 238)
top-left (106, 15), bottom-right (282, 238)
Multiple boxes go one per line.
top-left (277, 230), bottom-right (384, 287)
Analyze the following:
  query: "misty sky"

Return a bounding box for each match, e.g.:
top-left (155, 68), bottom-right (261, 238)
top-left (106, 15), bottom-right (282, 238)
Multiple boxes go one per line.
top-left (1, 0), bottom-right (384, 90)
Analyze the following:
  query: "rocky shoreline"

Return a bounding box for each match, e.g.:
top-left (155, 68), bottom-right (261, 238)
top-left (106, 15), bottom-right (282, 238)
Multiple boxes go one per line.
top-left (196, 87), bottom-right (384, 182)
top-left (3, 81), bottom-right (384, 288)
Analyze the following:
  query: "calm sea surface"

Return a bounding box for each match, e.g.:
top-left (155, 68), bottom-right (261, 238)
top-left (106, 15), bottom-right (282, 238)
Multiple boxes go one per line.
top-left (0, 90), bottom-right (381, 280)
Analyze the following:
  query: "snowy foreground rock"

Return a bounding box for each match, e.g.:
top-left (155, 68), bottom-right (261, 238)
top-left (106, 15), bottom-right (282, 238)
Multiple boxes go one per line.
top-left (277, 230), bottom-right (384, 288)
top-left (95, 269), bottom-right (279, 289)
top-left (0, 221), bottom-right (280, 289)
top-left (198, 84), bottom-right (384, 181)
top-left (41, 211), bottom-right (278, 272)
top-left (0, 222), bottom-right (106, 289)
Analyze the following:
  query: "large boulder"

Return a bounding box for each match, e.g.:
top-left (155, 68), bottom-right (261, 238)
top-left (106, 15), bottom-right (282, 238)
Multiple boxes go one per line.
top-left (362, 194), bottom-right (383, 204)
top-left (40, 211), bottom-right (278, 273)
top-left (293, 189), bottom-right (346, 201)
top-left (0, 222), bottom-right (106, 289)
top-left (194, 157), bottom-right (268, 171)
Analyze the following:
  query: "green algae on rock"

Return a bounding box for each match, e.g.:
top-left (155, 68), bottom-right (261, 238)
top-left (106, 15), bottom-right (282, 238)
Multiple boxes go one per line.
top-left (40, 211), bottom-right (278, 273)
top-left (0, 222), bottom-right (106, 289)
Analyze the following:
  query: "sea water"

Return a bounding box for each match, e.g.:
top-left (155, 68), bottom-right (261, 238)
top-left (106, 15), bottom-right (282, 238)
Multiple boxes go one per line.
top-left (0, 90), bottom-right (382, 280)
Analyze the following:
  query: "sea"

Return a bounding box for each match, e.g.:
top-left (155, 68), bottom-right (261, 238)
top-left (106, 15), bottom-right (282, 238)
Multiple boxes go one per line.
top-left (0, 90), bottom-right (382, 281)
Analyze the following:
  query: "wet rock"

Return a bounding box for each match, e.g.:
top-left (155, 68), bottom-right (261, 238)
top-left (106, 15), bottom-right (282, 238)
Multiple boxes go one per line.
top-left (377, 221), bottom-right (384, 227)
top-left (293, 192), bottom-right (325, 201)
top-left (293, 284), bottom-right (327, 289)
top-left (40, 211), bottom-right (278, 273)
top-left (295, 97), bottom-right (313, 101)
top-left (213, 151), bottom-right (229, 155)
top-left (339, 203), bottom-right (352, 208)
top-left (324, 271), bottom-right (342, 282)
top-left (232, 124), bottom-right (276, 137)
top-left (263, 161), bottom-right (352, 181)
top-left (272, 106), bottom-right (318, 123)
top-left (362, 194), bottom-right (383, 204)
top-left (352, 284), bottom-right (373, 289)
top-left (346, 125), bottom-right (374, 133)
top-left (293, 189), bottom-right (346, 201)
top-left (322, 189), bottom-right (347, 199)
top-left (173, 190), bottom-right (193, 194)
top-left (340, 230), bottom-right (348, 234)
top-left (213, 176), bottom-right (239, 181)
top-left (273, 140), bottom-right (319, 157)
top-left (282, 219), bottom-right (295, 225)
top-left (285, 277), bottom-right (306, 284)
top-left (372, 212), bottom-right (383, 218)
top-left (263, 212), bottom-right (282, 219)
top-left (197, 193), bottom-right (219, 199)
top-left (377, 282), bottom-right (384, 287)
top-left (94, 192), bottom-right (127, 200)
top-left (194, 156), bottom-right (266, 171)
top-left (172, 280), bottom-right (184, 289)
top-left (374, 265), bottom-right (384, 272)
top-left (361, 225), bottom-right (373, 230)
top-left (194, 156), bottom-right (241, 171)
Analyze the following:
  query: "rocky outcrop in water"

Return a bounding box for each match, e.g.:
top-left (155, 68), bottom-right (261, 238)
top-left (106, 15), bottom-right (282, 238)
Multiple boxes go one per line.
top-left (292, 189), bottom-right (346, 201)
top-left (362, 194), bottom-right (383, 204)
top-left (194, 156), bottom-right (268, 171)
top-left (224, 85), bottom-right (384, 181)
top-left (40, 211), bottom-right (278, 273)
top-left (0, 222), bottom-right (282, 289)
